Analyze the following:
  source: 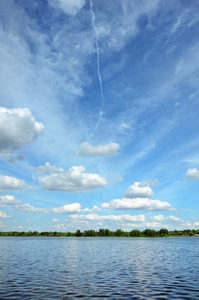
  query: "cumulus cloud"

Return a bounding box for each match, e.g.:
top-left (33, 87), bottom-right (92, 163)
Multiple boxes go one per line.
top-left (0, 210), bottom-right (11, 218)
top-left (0, 175), bottom-right (29, 194)
top-left (150, 215), bottom-right (181, 222)
top-left (48, 0), bottom-right (85, 16)
top-left (102, 180), bottom-right (173, 212)
top-left (102, 198), bottom-right (174, 211)
top-left (75, 142), bottom-right (120, 157)
top-left (52, 219), bottom-right (59, 222)
top-left (33, 163), bottom-right (107, 192)
top-left (82, 205), bottom-right (102, 213)
top-left (166, 215), bottom-right (181, 222)
top-left (0, 195), bottom-right (22, 205)
top-left (123, 222), bottom-right (162, 228)
top-left (0, 107), bottom-right (44, 159)
top-left (31, 162), bottom-right (64, 174)
top-left (124, 182), bottom-right (154, 198)
top-left (70, 214), bottom-right (145, 222)
top-left (15, 203), bottom-right (81, 214)
top-left (186, 168), bottom-right (199, 180)
top-left (150, 214), bottom-right (165, 222)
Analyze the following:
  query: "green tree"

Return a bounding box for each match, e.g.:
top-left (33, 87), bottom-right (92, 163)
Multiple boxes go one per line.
top-left (114, 229), bottom-right (124, 237)
top-left (143, 229), bottom-right (152, 237)
top-left (130, 229), bottom-right (141, 237)
top-left (98, 229), bottom-right (105, 236)
top-left (75, 229), bottom-right (82, 237)
top-left (159, 228), bottom-right (169, 236)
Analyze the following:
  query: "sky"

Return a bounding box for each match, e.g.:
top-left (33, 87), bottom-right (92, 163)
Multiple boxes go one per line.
top-left (0, 0), bottom-right (199, 232)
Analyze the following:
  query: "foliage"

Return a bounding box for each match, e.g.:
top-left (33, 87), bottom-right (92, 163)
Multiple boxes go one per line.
top-left (0, 228), bottom-right (199, 237)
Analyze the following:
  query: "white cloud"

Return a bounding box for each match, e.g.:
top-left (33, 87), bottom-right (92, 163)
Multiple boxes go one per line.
top-left (102, 180), bottom-right (173, 212)
top-left (102, 198), bottom-right (174, 211)
top-left (150, 214), bottom-right (165, 222)
top-left (36, 164), bottom-right (107, 192)
top-left (82, 205), bottom-right (102, 213)
top-left (124, 182), bottom-right (154, 198)
top-left (128, 222), bottom-right (162, 228)
top-left (70, 214), bottom-right (145, 222)
top-left (0, 210), bottom-right (11, 218)
top-left (183, 155), bottom-right (199, 165)
top-left (150, 215), bottom-right (181, 222)
top-left (0, 195), bottom-right (22, 205)
top-left (31, 162), bottom-right (64, 174)
top-left (18, 226), bottom-right (24, 229)
top-left (98, 0), bottom-right (161, 52)
top-left (138, 180), bottom-right (159, 187)
top-left (51, 203), bottom-right (81, 214)
top-left (48, 0), bottom-right (85, 16)
top-left (75, 142), bottom-right (120, 156)
top-left (0, 107), bottom-right (44, 158)
top-left (166, 215), bottom-right (181, 222)
top-left (118, 123), bottom-right (131, 135)
top-left (193, 222), bottom-right (199, 227)
top-left (175, 42), bottom-right (199, 82)
top-left (0, 175), bottom-right (29, 194)
top-left (119, 123), bottom-right (131, 129)
top-left (170, 7), bottom-right (199, 36)
top-left (52, 219), bottom-right (59, 222)
top-left (15, 203), bottom-right (81, 214)
top-left (122, 222), bottom-right (162, 229)
top-left (186, 168), bottom-right (199, 180)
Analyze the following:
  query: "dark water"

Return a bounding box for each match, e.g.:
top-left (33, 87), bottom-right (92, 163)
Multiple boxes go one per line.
top-left (0, 237), bottom-right (199, 299)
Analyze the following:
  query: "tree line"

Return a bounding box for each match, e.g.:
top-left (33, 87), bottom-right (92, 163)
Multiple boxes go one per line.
top-left (0, 228), bottom-right (198, 237)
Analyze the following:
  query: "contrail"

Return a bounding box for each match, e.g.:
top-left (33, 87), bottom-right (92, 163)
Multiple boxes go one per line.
top-left (90, 0), bottom-right (104, 133)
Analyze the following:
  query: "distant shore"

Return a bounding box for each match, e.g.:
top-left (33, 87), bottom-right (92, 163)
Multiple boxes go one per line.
top-left (0, 228), bottom-right (198, 238)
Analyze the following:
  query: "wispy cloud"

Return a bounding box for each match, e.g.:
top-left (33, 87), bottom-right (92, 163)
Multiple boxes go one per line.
top-left (170, 7), bottom-right (199, 36)
top-left (90, 0), bottom-right (104, 134)
top-left (48, 0), bottom-right (85, 16)
top-left (75, 142), bottom-right (120, 156)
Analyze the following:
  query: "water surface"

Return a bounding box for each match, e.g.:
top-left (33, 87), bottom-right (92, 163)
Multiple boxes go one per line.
top-left (0, 237), bottom-right (199, 299)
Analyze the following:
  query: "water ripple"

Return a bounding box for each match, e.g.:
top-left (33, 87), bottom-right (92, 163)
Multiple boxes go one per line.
top-left (0, 237), bottom-right (199, 299)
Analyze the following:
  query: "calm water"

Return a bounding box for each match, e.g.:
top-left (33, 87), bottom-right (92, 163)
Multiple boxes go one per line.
top-left (0, 237), bottom-right (199, 299)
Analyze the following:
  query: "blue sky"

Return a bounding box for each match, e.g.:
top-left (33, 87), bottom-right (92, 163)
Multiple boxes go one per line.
top-left (0, 0), bottom-right (199, 232)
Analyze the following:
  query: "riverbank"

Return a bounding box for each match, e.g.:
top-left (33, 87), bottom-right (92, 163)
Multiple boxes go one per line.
top-left (0, 228), bottom-right (198, 238)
